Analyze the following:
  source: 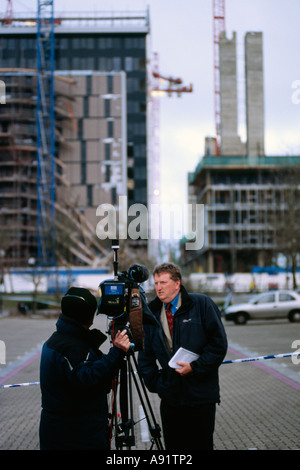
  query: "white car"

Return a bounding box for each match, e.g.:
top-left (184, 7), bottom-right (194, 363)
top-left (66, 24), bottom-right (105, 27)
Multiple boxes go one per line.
top-left (224, 290), bottom-right (300, 325)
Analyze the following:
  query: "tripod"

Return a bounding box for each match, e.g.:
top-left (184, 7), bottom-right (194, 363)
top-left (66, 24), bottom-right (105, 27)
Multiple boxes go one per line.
top-left (110, 348), bottom-right (164, 450)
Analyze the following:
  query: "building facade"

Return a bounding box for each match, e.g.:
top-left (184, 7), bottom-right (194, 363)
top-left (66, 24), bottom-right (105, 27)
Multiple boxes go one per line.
top-left (185, 30), bottom-right (275, 273)
top-left (0, 10), bottom-right (149, 206)
top-left (187, 156), bottom-right (300, 273)
top-left (0, 69), bottom-right (123, 266)
top-left (55, 71), bottom-right (127, 229)
top-left (0, 11), bottom-right (150, 266)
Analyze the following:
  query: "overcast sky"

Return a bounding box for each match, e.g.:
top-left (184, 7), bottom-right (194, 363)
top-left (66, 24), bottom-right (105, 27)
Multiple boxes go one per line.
top-left (10, 0), bottom-right (300, 205)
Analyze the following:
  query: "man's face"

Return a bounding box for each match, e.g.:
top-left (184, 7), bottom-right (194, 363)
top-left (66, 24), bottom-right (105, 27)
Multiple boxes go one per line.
top-left (154, 272), bottom-right (180, 304)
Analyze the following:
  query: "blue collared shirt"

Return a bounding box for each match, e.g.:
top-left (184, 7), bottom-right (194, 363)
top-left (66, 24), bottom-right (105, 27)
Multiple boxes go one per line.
top-left (164, 293), bottom-right (180, 316)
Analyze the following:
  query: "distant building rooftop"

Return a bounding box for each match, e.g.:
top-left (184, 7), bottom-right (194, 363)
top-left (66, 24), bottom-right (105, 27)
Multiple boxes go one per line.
top-left (189, 155), bottom-right (300, 184)
top-left (0, 9), bottom-right (150, 34)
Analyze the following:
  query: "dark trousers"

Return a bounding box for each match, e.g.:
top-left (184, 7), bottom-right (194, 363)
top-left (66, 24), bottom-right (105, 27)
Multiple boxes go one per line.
top-left (160, 401), bottom-right (216, 450)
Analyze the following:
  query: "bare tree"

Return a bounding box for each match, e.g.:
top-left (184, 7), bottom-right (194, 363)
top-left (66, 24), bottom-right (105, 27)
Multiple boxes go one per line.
top-left (271, 166), bottom-right (300, 289)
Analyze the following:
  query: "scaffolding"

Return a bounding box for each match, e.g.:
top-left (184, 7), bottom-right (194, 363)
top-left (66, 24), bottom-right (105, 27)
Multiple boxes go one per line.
top-left (36, 0), bottom-right (56, 267)
top-left (0, 68), bottom-right (110, 268)
top-left (0, 6), bottom-right (151, 267)
top-left (0, 70), bottom-right (38, 266)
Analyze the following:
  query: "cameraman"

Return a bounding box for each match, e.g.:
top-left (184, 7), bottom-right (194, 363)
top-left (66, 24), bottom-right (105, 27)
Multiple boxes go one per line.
top-left (138, 263), bottom-right (227, 450)
top-left (39, 287), bottom-right (130, 450)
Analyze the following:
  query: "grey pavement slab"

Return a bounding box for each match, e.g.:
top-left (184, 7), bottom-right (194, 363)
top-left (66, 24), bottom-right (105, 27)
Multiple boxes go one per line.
top-left (0, 314), bottom-right (299, 450)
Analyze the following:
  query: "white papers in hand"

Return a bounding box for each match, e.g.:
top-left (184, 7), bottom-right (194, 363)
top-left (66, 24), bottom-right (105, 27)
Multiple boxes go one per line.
top-left (168, 347), bottom-right (200, 369)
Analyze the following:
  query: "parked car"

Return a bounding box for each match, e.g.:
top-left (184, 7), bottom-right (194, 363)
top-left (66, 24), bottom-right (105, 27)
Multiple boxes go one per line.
top-left (224, 290), bottom-right (300, 324)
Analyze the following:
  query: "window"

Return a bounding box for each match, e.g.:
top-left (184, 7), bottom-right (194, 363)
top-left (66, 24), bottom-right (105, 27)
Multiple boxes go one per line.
top-left (105, 143), bottom-right (111, 160)
top-left (124, 37), bottom-right (145, 49)
top-left (216, 211), bottom-right (230, 224)
top-left (139, 58), bottom-right (146, 70)
top-left (107, 75), bottom-right (113, 94)
top-left (84, 37), bottom-right (94, 49)
top-left (256, 293), bottom-right (275, 304)
top-left (59, 38), bottom-right (69, 49)
top-left (111, 187), bottom-right (117, 205)
top-left (98, 57), bottom-right (112, 70)
top-left (97, 37), bottom-right (113, 49)
top-left (105, 99), bottom-right (110, 117)
top-left (127, 101), bottom-right (139, 113)
top-left (87, 185), bottom-right (93, 207)
top-left (81, 162), bottom-right (86, 185)
top-left (108, 120), bottom-right (113, 138)
top-left (216, 231), bottom-right (230, 244)
top-left (84, 96), bottom-right (89, 117)
top-left (112, 37), bottom-right (121, 48)
top-left (279, 293), bottom-right (295, 302)
top-left (127, 77), bottom-right (139, 92)
top-left (72, 38), bottom-right (80, 49)
top-left (58, 57), bottom-right (69, 69)
top-left (72, 57), bottom-right (81, 69)
top-left (98, 38), bottom-right (106, 49)
top-left (112, 57), bottom-right (121, 71)
top-left (125, 57), bottom-right (133, 71)
top-left (134, 166), bottom-right (147, 179)
top-left (105, 165), bottom-right (110, 182)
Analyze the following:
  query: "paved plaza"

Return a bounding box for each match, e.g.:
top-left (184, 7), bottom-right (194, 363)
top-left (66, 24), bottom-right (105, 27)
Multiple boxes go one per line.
top-left (0, 312), bottom-right (299, 451)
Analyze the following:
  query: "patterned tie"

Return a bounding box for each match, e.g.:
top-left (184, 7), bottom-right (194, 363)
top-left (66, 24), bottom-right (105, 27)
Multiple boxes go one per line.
top-left (166, 303), bottom-right (173, 336)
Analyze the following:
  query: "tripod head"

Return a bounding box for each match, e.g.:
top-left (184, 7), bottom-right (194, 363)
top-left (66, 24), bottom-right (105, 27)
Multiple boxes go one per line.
top-left (111, 239), bottom-right (119, 280)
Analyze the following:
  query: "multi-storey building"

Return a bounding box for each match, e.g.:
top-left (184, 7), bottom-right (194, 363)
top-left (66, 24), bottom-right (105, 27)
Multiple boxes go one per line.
top-left (187, 156), bottom-right (300, 273)
top-left (0, 69), bottom-right (124, 266)
top-left (186, 30), bottom-right (300, 273)
top-left (0, 10), bottom-right (150, 266)
top-left (0, 10), bottom-right (149, 206)
top-left (54, 70), bottom-right (127, 229)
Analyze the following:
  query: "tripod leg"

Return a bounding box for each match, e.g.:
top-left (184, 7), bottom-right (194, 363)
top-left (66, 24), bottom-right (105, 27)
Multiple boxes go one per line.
top-left (128, 353), bottom-right (164, 450)
top-left (110, 374), bottom-right (120, 449)
top-left (115, 357), bottom-right (135, 449)
top-left (127, 356), bottom-right (136, 446)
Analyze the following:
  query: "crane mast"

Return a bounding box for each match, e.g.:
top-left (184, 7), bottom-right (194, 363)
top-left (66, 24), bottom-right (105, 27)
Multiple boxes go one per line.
top-left (213, 0), bottom-right (225, 155)
top-left (36, 0), bottom-right (56, 266)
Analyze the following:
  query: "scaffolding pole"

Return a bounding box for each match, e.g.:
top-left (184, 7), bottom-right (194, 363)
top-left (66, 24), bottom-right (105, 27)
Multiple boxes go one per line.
top-left (36, 0), bottom-right (56, 266)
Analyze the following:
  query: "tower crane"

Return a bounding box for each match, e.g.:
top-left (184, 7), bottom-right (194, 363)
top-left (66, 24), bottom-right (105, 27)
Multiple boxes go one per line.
top-left (150, 52), bottom-right (193, 209)
top-left (152, 68), bottom-right (193, 96)
top-left (36, 0), bottom-right (56, 266)
top-left (148, 52), bottom-right (193, 259)
top-left (2, 0), bottom-right (56, 266)
top-left (3, 0), bottom-right (13, 25)
top-left (213, 0), bottom-right (225, 155)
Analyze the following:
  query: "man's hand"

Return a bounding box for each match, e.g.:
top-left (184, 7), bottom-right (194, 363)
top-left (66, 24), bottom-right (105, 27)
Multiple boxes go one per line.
top-left (114, 330), bottom-right (131, 352)
top-left (175, 362), bottom-right (193, 376)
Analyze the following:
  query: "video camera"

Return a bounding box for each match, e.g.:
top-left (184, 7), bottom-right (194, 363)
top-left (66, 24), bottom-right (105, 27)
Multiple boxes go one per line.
top-left (97, 240), bottom-right (155, 351)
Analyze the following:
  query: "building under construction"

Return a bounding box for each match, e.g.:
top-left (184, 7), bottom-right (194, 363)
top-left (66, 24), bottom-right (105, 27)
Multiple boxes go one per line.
top-left (0, 5), bottom-right (150, 268)
top-left (187, 28), bottom-right (300, 273)
top-left (0, 69), bottom-right (121, 267)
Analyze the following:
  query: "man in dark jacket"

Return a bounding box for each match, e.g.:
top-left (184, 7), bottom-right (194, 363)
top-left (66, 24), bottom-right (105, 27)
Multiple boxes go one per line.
top-left (138, 263), bottom-right (227, 450)
top-left (39, 287), bottom-right (130, 450)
